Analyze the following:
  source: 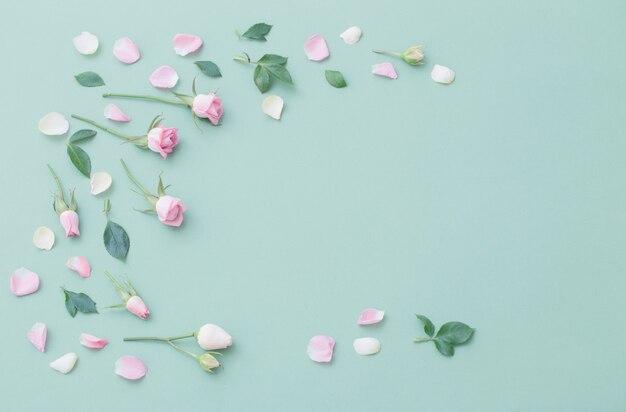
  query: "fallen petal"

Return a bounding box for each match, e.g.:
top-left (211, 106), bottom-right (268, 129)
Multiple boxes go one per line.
top-left (353, 337), bottom-right (381, 355)
top-left (357, 308), bottom-right (385, 325)
top-left (149, 65), bottom-right (179, 89)
top-left (66, 256), bottom-right (91, 278)
top-left (10, 268), bottom-right (40, 297)
top-left (104, 104), bottom-right (131, 122)
top-left (80, 333), bottom-right (109, 349)
top-left (90, 172), bottom-right (112, 195)
top-left (339, 26), bottom-right (362, 45)
top-left (431, 64), bottom-right (455, 84)
top-left (115, 356), bottom-right (147, 380)
top-left (261, 95), bottom-right (284, 120)
top-left (173, 34), bottom-right (203, 56)
top-left (304, 35), bottom-right (330, 61)
top-left (372, 63), bottom-right (398, 79)
top-left (72, 31), bottom-right (99, 55)
top-left (38, 112), bottom-right (69, 135)
top-left (113, 37), bottom-right (141, 64)
top-left (50, 352), bottom-right (78, 374)
top-left (33, 226), bottom-right (55, 250)
top-left (307, 335), bottom-right (335, 363)
top-left (28, 322), bottom-right (47, 352)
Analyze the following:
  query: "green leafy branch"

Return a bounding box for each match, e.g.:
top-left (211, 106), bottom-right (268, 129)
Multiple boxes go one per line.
top-left (233, 53), bottom-right (293, 93)
top-left (414, 314), bottom-right (475, 356)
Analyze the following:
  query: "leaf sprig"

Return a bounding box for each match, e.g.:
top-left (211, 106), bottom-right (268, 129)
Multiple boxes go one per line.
top-left (233, 53), bottom-right (293, 93)
top-left (62, 287), bottom-right (98, 317)
top-left (237, 23), bottom-right (272, 41)
top-left (65, 129), bottom-right (96, 177)
top-left (414, 314), bottom-right (474, 356)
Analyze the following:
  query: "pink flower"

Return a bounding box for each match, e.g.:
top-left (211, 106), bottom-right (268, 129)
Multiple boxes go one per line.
top-left (59, 210), bottom-right (80, 237)
top-left (357, 308), bottom-right (385, 325)
top-left (10, 268), bottom-right (40, 297)
top-left (80, 333), bottom-right (109, 349)
top-left (115, 355), bottom-right (147, 380)
top-left (192, 93), bottom-right (223, 125)
top-left (28, 322), bottom-right (47, 352)
top-left (126, 295), bottom-right (150, 320)
top-left (307, 335), bottom-right (335, 363)
top-left (66, 256), bottom-right (91, 278)
top-left (155, 195), bottom-right (187, 227)
top-left (147, 126), bottom-right (179, 159)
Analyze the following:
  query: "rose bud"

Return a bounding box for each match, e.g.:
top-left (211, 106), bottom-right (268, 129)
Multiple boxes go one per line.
top-left (192, 93), bottom-right (223, 125)
top-left (197, 353), bottom-right (221, 372)
top-left (104, 271), bottom-right (150, 320)
top-left (126, 295), bottom-right (150, 320)
top-left (400, 45), bottom-right (425, 65)
top-left (48, 165), bottom-right (80, 237)
top-left (156, 195), bottom-right (187, 227)
top-left (195, 324), bottom-right (233, 350)
top-left (147, 125), bottom-right (179, 159)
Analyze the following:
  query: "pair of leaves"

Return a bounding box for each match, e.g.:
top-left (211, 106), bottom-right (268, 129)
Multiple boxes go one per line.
top-left (66, 129), bottom-right (96, 177)
top-left (325, 70), bottom-right (347, 88)
top-left (253, 54), bottom-right (293, 93)
top-left (239, 23), bottom-right (272, 41)
top-left (62, 288), bottom-right (98, 317)
top-left (75, 71), bottom-right (105, 87)
top-left (195, 61), bottom-right (222, 78)
top-left (415, 314), bottom-right (474, 357)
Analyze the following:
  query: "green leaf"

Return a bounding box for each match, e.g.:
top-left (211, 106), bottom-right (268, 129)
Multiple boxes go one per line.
top-left (435, 321), bottom-right (474, 345)
top-left (264, 64), bottom-right (293, 85)
top-left (258, 54), bottom-right (287, 66)
top-left (66, 144), bottom-right (91, 177)
top-left (62, 288), bottom-right (98, 317)
top-left (416, 314), bottom-right (435, 338)
top-left (104, 220), bottom-right (130, 259)
top-left (254, 65), bottom-right (270, 93)
top-left (69, 129), bottom-right (97, 143)
top-left (434, 339), bottom-right (455, 356)
top-left (74, 71), bottom-right (105, 87)
top-left (325, 70), bottom-right (347, 88)
top-left (194, 61), bottom-right (222, 78)
top-left (241, 23), bottom-right (272, 41)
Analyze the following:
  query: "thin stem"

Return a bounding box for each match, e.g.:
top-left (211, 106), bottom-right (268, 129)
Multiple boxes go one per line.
top-left (168, 341), bottom-right (198, 359)
top-left (71, 114), bottom-right (133, 140)
top-left (46, 164), bottom-right (64, 195)
top-left (124, 336), bottom-right (170, 342)
top-left (233, 54), bottom-right (255, 64)
top-left (168, 333), bottom-right (195, 341)
top-left (413, 337), bottom-right (434, 343)
top-left (119, 159), bottom-right (152, 197)
top-left (102, 93), bottom-right (187, 106)
top-left (372, 49), bottom-right (401, 57)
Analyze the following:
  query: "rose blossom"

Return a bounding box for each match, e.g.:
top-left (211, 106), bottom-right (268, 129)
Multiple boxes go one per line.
top-left (147, 126), bottom-right (178, 159)
top-left (126, 295), bottom-right (150, 320)
top-left (192, 93), bottom-right (223, 125)
top-left (156, 195), bottom-right (187, 227)
top-left (196, 324), bottom-right (233, 350)
top-left (59, 210), bottom-right (80, 237)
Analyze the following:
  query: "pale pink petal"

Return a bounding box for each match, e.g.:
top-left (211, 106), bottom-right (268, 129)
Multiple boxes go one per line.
top-left (173, 34), bottom-right (203, 56)
top-left (38, 112), bottom-right (69, 136)
top-left (28, 322), bottom-right (47, 352)
top-left (304, 35), bottom-right (330, 61)
top-left (353, 337), bottom-right (381, 355)
top-left (372, 62), bottom-right (398, 79)
top-left (33, 226), bottom-right (55, 250)
top-left (115, 356), bottom-right (147, 380)
top-left (72, 31), bottom-right (99, 55)
top-left (261, 95), bottom-right (284, 120)
top-left (113, 37), bottom-right (141, 64)
top-left (90, 172), bottom-right (112, 195)
top-left (66, 256), bottom-right (91, 278)
top-left (50, 353), bottom-right (78, 374)
top-left (307, 335), bottom-right (335, 363)
top-left (10, 268), bottom-right (40, 297)
top-left (80, 333), bottom-right (109, 349)
top-left (339, 26), bottom-right (362, 45)
top-left (431, 64), bottom-right (455, 84)
top-left (357, 308), bottom-right (385, 325)
top-left (104, 104), bottom-right (131, 122)
top-left (149, 65), bottom-right (179, 89)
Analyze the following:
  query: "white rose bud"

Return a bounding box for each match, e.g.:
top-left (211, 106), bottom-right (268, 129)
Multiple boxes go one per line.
top-left (195, 324), bottom-right (233, 350)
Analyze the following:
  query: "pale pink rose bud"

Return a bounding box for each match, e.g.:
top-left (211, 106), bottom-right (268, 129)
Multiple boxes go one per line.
top-left (192, 93), bottom-right (223, 125)
top-left (66, 256), bottom-right (91, 278)
top-left (59, 210), bottom-right (80, 237)
top-left (195, 324), bottom-right (233, 350)
top-left (197, 353), bottom-right (220, 372)
top-left (80, 333), bottom-right (109, 349)
top-left (400, 45), bottom-right (425, 65)
top-left (147, 126), bottom-right (179, 159)
top-left (126, 295), bottom-right (150, 320)
top-left (155, 195), bottom-right (187, 227)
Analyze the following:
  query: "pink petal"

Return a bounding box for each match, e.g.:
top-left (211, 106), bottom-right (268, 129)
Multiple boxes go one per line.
top-left (357, 308), bottom-right (385, 325)
top-left (173, 34), bottom-right (203, 56)
top-left (307, 335), bottom-right (335, 363)
top-left (115, 356), bottom-right (147, 380)
top-left (80, 333), bottom-right (109, 349)
top-left (10, 268), bottom-right (40, 296)
top-left (104, 104), bottom-right (131, 122)
top-left (372, 62), bottom-right (398, 79)
top-left (28, 322), bottom-right (47, 352)
top-left (66, 256), bottom-right (91, 278)
top-left (149, 65), bottom-right (179, 89)
top-left (304, 35), bottom-right (330, 61)
top-left (113, 37), bottom-right (141, 64)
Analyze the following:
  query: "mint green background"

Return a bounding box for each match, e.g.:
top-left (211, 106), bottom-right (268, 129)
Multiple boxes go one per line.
top-left (1, 0), bottom-right (625, 410)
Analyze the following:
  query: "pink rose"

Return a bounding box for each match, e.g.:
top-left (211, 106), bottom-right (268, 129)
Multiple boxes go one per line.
top-left (192, 93), bottom-right (223, 125)
top-left (155, 195), bottom-right (186, 227)
top-left (126, 296), bottom-right (150, 320)
top-left (147, 126), bottom-right (178, 159)
top-left (59, 210), bottom-right (80, 237)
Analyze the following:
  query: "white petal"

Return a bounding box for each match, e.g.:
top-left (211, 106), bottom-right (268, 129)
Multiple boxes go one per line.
top-left (90, 172), bottom-right (112, 195)
top-left (353, 337), bottom-right (381, 355)
top-left (33, 226), bottom-right (55, 250)
top-left (49, 353), bottom-right (78, 374)
top-left (431, 64), bottom-right (455, 84)
top-left (72, 32), bottom-right (99, 55)
top-left (339, 26), bottom-right (362, 45)
top-left (262, 95), bottom-right (284, 120)
top-left (38, 112), bottom-right (69, 135)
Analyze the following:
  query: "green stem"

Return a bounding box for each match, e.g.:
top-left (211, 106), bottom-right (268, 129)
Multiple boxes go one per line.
top-left (46, 164), bottom-right (64, 196)
top-left (102, 93), bottom-right (187, 106)
top-left (372, 49), bottom-right (401, 57)
top-left (413, 337), bottom-right (434, 343)
top-left (71, 114), bottom-right (133, 140)
top-left (124, 336), bottom-right (170, 342)
top-left (168, 333), bottom-right (195, 341)
top-left (168, 341), bottom-right (198, 359)
top-left (233, 55), bottom-right (256, 64)
top-left (119, 159), bottom-right (152, 198)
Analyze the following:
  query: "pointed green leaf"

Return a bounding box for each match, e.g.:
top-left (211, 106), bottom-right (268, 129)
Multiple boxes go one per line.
top-left (66, 144), bottom-right (91, 177)
top-left (416, 314), bottom-right (435, 338)
top-left (258, 54), bottom-right (287, 66)
top-left (264, 64), bottom-right (293, 85)
top-left (69, 129), bottom-right (97, 143)
top-left (254, 65), bottom-right (270, 93)
top-left (241, 23), bottom-right (272, 41)
top-left (104, 220), bottom-right (130, 259)
top-left (63, 288), bottom-right (98, 317)
top-left (434, 339), bottom-right (455, 356)
top-left (194, 61), bottom-right (222, 78)
top-left (74, 71), bottom-right (105, 87)
top-left (325, 70), bottom-right (347, 88)
top-left (435, 321), bottom-right (474, 345)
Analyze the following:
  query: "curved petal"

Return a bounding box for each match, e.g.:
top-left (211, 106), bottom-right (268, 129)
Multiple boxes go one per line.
top-left (38, 112), bottom-right (69, 136)
top-left (372, 62), bottom-right (398, 79)
top-left (90, 172), bottom-right (112, 195)
top-left (304, 35), bottom-right (330, 61)
top-left (173, 34), bottom-right (203, 56)
top-left (261, 95), bottom-right (284, 120)
top-left (50, 353), bottom-right (78, 374)
top-left (431, 64), bottom-right (455, 84)
top-left (104, 104), bottom-right (130, 122)
top-left (66, 256), bottom-right (91, 278)
top-left (33, 226), bottom-right (55, 250)
top-left (339, 26), bottom-right (362, 45)
top-left (357, 308), bottom-right (385, 325)
top-left (113, 37), bottom-right (141, 64)
top-left (307, 335), bottom-right (335, 363)
top-left (28, 322), bottom-right (47, 352)
top-left (115, 356), bottom-right (147, 380)
top-left (149, 65), bottom-right (179, 89)
top-left (80, 333), bottom-right (109, 349)
top-left (10, 267), bottom-right (40, 297)
top-left (353, 337), bottom-right (381, 355)
top-left (72, 32), bottom-right (99, 55)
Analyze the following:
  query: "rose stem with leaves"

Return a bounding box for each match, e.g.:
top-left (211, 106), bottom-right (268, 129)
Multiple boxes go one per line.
top-left (119, 159), bottom-right (157, 202)
top-left (71, 114), bottom-right (137, 141)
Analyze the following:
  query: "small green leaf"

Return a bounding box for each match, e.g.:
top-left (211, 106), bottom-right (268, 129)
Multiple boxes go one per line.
top-left (194, 61), bottom-right (222, 78)
top-left (436, 321), bottom-right (474, 345)
top-left (264, 64), bottom-right (293, 85)
top-left (254, 65), bottom-right (270, 93)
top-left (74, 71), bottom-right (105, 87)
top-left (104, 220), bottom-right (130, 259)
top-left (62, 288), bottom-right (98, 317)
top-left (258, 54), bottom-right (287, 66)
top-left (416, 314), bottom-right (435, 338)
top-left (69, 129), bottom-right (97, 143)
top-left (325, 70), bottom-right (347, 88)
top-left (434, 339), bottom-right (455, 356)
top-left (66, 144), bottom-right (91, 177)
top-left (241, 23), bottom-right (272, 41)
